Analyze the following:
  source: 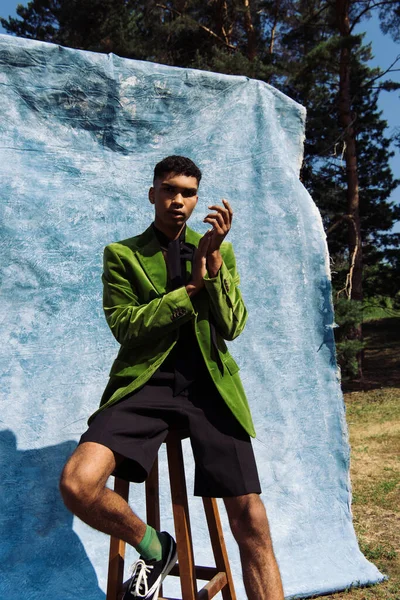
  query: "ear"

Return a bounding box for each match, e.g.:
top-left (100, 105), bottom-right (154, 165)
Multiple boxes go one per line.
top-left (148, 186), bottom-right (154, 204)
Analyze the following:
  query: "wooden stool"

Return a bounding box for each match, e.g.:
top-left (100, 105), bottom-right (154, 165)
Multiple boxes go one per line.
top-left (106, 429), bottom-right (237, 600)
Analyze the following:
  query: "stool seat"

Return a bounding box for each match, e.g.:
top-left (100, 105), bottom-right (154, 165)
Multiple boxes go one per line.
top-left (106, 428), bottom-right (236, 600)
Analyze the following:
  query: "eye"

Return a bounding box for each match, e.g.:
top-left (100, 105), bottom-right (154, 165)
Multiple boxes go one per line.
top-left (182, 189), bottom-right (197, 198)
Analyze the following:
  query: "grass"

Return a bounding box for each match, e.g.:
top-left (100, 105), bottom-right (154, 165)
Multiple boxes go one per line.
top-left (362, 298), bottom-right (400, 322)
top-left (311, 318), bottom-right (400, 599)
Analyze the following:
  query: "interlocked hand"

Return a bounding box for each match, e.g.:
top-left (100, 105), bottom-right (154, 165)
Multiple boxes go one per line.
top-left (191, 228), bottom-right (213, 286)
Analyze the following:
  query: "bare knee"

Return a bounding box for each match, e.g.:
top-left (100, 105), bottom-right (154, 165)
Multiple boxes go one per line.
top-left (59, 442), bottom-right (117, 510)
top-left (224, 494), bottom-right (272, 547)
top-left (59, 461), bottom-right (91, 510)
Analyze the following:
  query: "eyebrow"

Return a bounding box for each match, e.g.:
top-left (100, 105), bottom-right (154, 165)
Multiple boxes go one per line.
top-left (161, 183), bottom-right (198, 194)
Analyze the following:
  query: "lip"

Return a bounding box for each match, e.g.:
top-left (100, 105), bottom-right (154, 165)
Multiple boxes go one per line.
top-left (169, 211), bottom-right (185, 217)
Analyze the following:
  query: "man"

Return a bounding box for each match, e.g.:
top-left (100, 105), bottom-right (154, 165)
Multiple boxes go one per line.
top-left (60, 156), bottom-right (284, 600)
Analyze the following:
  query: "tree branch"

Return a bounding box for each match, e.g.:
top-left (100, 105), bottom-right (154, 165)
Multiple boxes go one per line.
top-left (156, 3), bottom-right (236, 50)
top-left (362, 55), bottom-right (400, 88)
top-left (350, 0), bottom-right (399, 33)
top-left (327, 215), bottom-right (360, 300)
top-left (317, 115), bottom-right (358, 157)
top-left (268, 0), bottom-right (280, 55)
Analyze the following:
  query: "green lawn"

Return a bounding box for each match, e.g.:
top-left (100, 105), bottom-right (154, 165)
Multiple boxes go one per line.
top-left (312, 318), bottom-right (400, 599)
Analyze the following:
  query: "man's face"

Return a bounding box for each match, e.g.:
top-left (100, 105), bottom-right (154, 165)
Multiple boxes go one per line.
top-left (149, 172), bottom-right (199, 227)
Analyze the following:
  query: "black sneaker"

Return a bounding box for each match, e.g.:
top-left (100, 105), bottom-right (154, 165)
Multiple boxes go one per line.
top-left (122, 531), bottom-right (177, 599)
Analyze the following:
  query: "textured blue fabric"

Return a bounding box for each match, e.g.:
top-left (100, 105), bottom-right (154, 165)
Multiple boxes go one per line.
top-left (0, 34), bottom-right (386, 599)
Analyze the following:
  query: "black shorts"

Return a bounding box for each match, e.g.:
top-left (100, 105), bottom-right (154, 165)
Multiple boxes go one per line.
top-left (79, 369), bottom-right (261, 498)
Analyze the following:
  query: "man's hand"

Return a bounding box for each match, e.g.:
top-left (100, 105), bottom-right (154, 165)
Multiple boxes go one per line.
top-left (203, 199), bottom-right (233, 254)
top-left (186, 228), bottom-right (213, 297)
top-left (186, 199), bottom-right (234, 294)
top-left (202, 198), bottom-right (233, 277)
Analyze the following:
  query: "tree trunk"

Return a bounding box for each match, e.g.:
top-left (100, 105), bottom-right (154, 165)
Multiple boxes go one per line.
top-left (336, 0), bottom-right (364, 379)
top-left (213, 0), bottom-right (232, 46)
top-left (268, 0), bottom-right (280, 55)
top-left (242, 0), bottom-right (257, 61)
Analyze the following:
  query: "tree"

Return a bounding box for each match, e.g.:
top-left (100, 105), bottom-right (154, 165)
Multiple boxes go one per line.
top-left (1, 0), bottom-right (149, 57)
top-left (274, 0), bottom-right (400, 378)
top-left (2, 0), bottom-right (400, 379)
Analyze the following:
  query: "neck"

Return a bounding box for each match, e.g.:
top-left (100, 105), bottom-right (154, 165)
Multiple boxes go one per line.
top-left (153, 217), bottom-right (186, 241)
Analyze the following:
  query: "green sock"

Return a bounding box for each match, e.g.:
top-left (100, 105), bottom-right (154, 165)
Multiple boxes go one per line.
top-left (135, 525), bottom-right (169, 562)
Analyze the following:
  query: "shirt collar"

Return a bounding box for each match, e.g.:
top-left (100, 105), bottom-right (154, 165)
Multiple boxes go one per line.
top-left (151, 221), bottom-right (186, 248)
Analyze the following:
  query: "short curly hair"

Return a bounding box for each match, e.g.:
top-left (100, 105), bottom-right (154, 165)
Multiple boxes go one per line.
top-left (153, 155), bottom-right (202, 185)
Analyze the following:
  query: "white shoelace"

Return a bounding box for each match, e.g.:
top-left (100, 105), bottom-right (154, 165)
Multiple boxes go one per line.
top-left (128, 559), bottom-right (154, 598)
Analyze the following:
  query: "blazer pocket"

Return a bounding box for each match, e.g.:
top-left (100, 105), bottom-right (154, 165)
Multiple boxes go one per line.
top-left (223, 354), bottom-right (240, 375)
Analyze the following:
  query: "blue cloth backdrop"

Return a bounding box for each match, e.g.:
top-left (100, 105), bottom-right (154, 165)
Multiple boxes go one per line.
top-left (0, 34), bottom-right (386, 599)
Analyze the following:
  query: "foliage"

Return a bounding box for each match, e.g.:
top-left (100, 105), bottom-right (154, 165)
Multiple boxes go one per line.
top-left (333, 295), bottom-right (366, 378)
top-left (378, 0), bottom-right (400, 43)
top-left (2, 0), bottom-right (400, 379)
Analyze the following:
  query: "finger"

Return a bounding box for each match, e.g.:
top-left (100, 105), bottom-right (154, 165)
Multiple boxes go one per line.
top-left (203, 213), bottom-right (225, 231)
top-left (199, 229), bottom-right (213, 245)
top-left (222, 198), bottom-right (233, 213)
top-left (207, 204), bottom-right (228, 213)
top-left (206, 207), bottom-right (229, 226)
top-left (208, 200), bottom-right (232, 225)
top-left (197, 241), bottom-right (211, 259)
top-left (198, 234), bottom-right (211, 248)
top-left (197, 231), bottom-right (213, 252)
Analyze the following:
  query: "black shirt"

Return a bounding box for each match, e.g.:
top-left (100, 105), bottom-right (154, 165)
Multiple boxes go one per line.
top-left (148, 221), bottom-right (207, 395)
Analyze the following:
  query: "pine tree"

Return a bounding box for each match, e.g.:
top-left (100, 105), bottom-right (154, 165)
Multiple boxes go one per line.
top-left (2, 0), bottom-right (399, 378)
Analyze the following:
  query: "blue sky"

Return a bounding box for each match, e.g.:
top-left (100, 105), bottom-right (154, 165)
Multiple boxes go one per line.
top-left (1, 1), bottom-right (399, 234)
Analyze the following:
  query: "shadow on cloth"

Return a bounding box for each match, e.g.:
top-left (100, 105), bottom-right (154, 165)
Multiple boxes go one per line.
top-left (0, 430), bottom-right (105, 600)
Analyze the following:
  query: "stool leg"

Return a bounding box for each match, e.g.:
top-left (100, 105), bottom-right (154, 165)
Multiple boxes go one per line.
top-left (202, 497), bottom-right (237, 600)
top-left (146, 454), bottom-right (160, 530)
top-left (107, 477), bottom-right (130, 600)
top-left (166, 435), bottom-right (197, 600)
top-left (145, 455), bottom-right (164, 597)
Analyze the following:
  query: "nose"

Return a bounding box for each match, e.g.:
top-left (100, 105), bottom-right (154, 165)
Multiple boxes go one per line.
top-left (172, 193), bottom-right (184, 205)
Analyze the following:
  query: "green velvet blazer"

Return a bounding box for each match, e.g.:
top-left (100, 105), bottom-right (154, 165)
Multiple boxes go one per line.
top-left (88, 222), bottom-right (256, 438)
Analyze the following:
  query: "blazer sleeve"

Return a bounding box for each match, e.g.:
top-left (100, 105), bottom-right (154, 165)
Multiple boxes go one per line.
top-left (202, 242), bottom-right (248, 341)
top-left (102, 244), bottom-right (196, 347)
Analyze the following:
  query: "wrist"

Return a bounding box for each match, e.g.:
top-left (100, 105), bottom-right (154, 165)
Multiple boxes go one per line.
top-left (207, 249), bottom-right (222, 259)
top-left (206, 250), bottom-right (223, 278)
top-left (186, 282), bottom-right (200, 297)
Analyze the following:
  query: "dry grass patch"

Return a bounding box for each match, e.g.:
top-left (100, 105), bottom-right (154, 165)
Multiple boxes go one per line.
top-left (308, 386), bottom-right (400, 599)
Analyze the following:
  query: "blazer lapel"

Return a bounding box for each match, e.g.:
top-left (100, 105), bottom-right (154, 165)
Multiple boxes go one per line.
top-left (134, 222), bottom-right (202, 294)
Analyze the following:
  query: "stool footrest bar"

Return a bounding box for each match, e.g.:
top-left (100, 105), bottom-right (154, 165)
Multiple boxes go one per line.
top-left (198, 572), bottom-right (228, 599)
top-left (169, 564), bottom-right (219, 580)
